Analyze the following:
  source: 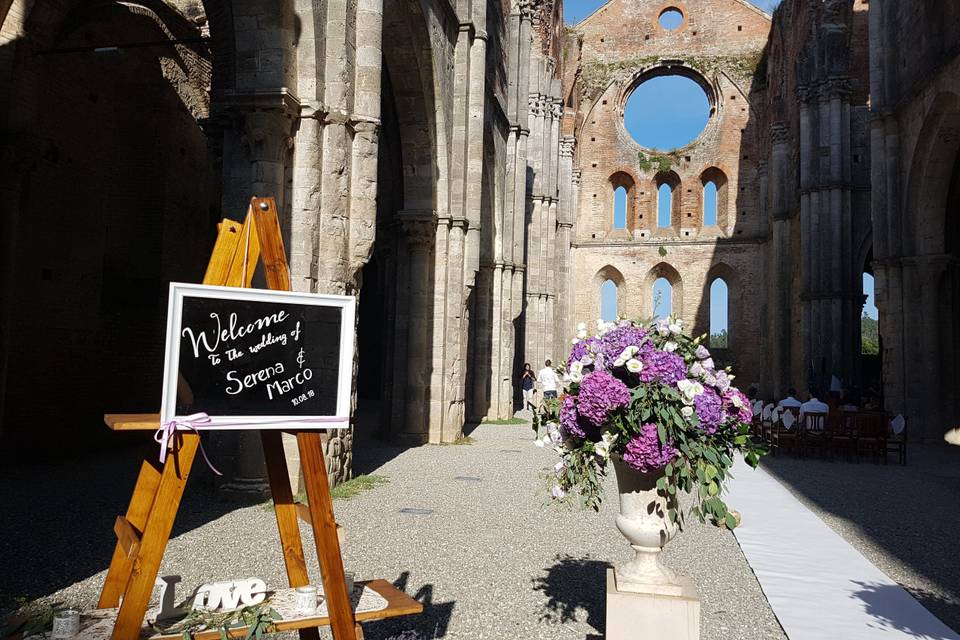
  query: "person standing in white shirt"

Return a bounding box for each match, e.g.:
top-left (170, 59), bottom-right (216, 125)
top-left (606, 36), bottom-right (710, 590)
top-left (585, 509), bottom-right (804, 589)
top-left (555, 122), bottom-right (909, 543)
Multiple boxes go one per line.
top-left (538, 360), bottom-right (559, 401)
top-left (799, 386), bottom-right (829, 419)
top-left (778, 388), bottom-right (802, 409)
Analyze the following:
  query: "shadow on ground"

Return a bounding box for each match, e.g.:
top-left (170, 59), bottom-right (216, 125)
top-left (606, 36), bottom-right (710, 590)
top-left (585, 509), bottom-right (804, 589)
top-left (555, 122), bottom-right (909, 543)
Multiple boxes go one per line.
top-left (760, 443), bottom-right (960, 633)
top-left (851, 581), bottom-right (960, 639)
top-left (359, 572), bottom-right (455, 639)
top-left (532, 554), bottom-right (607, 635)
top-left (0, 438), bottom-right (260, 611)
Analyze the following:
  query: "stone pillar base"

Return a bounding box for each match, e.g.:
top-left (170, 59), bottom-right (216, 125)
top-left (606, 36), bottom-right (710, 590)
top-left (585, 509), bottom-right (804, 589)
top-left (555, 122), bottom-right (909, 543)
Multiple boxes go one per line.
top-left (605, 567), bottom-right (700, 640)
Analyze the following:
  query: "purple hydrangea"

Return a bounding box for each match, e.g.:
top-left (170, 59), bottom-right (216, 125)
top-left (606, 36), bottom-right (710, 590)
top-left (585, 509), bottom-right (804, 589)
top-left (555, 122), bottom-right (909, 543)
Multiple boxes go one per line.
top-left (559, 394), bottom-right (587, 439)
top-left (639, 350), bottom-right (687, 385)
top-left (599, 325), bottom-right (650, 364)
top-left (576, 370), bottom-right (631, 427)
top-left (622, 423), bottom-right (678, 473)
top-left (694, 387), bottom-right (725, 434)
top-left (567, 337), bottom-right (601, 370)
top-left (723, 388), bottom-right (753, 424)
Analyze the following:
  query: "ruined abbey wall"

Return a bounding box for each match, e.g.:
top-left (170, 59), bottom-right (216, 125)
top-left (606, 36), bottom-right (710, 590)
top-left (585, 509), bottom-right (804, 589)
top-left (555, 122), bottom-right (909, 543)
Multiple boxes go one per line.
top-left (565, 0), bottom-right (771, 387)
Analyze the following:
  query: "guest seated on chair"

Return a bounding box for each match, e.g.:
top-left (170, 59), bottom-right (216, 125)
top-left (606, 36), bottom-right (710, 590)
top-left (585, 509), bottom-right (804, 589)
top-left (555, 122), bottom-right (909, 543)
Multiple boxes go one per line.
top-left (800, 386), bottom-right (829, 419)
top-left (778, 388), bottom-right (802, 409)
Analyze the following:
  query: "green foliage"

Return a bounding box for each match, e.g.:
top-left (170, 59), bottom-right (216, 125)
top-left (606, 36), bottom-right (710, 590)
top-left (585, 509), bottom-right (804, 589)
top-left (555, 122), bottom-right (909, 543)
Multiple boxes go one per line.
top-left (0, 601), bottom-right (58, 639)
top-left (710, 329), bottom-right (728, 349)
top-left (151, 602), bottom-right (282, 639)
top-left (484, 417), bottom-right (528, 425)
top-left (330, 474), bottom-right (390, 500)
top-left (861, 313), bottom-right (879, 355)
top-left (638, 152), bottom-right (674, 174)
top-left (658, 245), bottom-right (668, 258)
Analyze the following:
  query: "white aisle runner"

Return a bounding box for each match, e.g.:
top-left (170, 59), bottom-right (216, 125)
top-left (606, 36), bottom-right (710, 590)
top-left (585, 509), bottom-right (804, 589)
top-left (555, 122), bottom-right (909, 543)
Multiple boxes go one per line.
top-left (726, 459), bottom-right (959, 640)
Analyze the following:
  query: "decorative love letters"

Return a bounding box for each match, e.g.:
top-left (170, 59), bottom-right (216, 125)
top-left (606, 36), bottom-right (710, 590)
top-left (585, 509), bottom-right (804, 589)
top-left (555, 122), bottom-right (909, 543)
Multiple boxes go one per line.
top-left (192, 578), bottom-right (268, 611)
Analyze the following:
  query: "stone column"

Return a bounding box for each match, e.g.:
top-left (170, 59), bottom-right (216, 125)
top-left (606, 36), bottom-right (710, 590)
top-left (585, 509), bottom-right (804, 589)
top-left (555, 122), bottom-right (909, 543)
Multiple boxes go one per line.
top-left (399, 212), bottom-right (436, 444)
top-left (769, 123), bottom-right (792, 398)
top-left (217, 108), bottom-right (293, 498)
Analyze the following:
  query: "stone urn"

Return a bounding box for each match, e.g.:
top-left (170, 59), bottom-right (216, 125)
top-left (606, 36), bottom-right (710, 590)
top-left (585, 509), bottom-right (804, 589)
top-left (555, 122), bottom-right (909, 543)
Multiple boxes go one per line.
top-left (611, 455), bottom-right (683, 595)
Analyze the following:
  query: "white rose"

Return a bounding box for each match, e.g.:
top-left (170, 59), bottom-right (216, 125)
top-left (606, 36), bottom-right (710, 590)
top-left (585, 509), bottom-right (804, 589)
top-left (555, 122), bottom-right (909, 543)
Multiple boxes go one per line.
top-left (577, 329), bottom-right (588, 339)
top-left (731, 394), bottom-right (744, 409)
top-left (594, 440), bottom-right (610, 459)
top-left (626, 358), bottom-right (643, 373)
top-left (669, 319), bottom-right (683, 334)
top-left (681, 406), bottom-right (694, 418)
top-left (664, 341), bottom-right (678, 352)
top-left (570, 370), bottom-right (583, 383)
top-left (570, 338), bottom-right (579, 345)
top-left (569, 361), bottom-right (583, 374)
top-left (576, 322), bottom-right (587, 332)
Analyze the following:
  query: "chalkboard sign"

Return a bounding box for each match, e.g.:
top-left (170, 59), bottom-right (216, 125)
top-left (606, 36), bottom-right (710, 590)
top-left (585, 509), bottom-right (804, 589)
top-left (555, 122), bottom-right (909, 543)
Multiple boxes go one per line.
top-left (160, 283), bottom-right (355, 429)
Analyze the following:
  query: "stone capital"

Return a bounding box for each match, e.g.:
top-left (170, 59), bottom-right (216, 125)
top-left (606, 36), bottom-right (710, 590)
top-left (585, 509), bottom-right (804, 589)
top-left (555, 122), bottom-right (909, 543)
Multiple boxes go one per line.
top-left (819, 77), bottom-right (852, 100)
top-left (242, 111), bottom-right (294, 163)
top-left (560, 135), bottom-right (576, 157)
top-left (770, 122), bottom-right (790, 145)
top-left (398, 210), bottom-right (437, 249)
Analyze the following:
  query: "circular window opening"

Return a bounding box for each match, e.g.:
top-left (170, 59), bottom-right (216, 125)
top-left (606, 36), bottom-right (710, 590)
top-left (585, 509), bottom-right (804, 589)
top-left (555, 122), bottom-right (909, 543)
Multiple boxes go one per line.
top-left (624, 74), bottom-right (711, 150)
top-left (659, 7), bottom-right (684, 30)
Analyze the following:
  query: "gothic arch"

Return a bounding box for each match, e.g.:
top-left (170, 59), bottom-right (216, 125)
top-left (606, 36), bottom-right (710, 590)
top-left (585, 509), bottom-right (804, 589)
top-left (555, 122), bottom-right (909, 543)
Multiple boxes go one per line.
top-left (642, 262), bottom-right (683, 319)
top-left (593, 265), bottom-right (627, 322)
top-left (383, 0), bottom-right (439, 211)
top-left (699, 166), bottom-right (729, 228)
top-left (904, 91), bottom-right (960, 256)
top-left (652, 170), bottom-right (682, 230)
top-left (700, 262), bottom-right (740, 347)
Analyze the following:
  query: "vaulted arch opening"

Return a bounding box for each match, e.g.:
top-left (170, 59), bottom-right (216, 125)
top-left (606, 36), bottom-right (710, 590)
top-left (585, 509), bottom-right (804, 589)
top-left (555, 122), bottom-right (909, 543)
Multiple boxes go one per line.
top-left (654, 171), bottom-right (681, 230)
top-left (1, 1), bottom-right (218, 449)
top-left (700, 167), bottom-right (728, 228)
top-left (357, 0), bottom-right (438, 442)
top-left (643, 262), bottom-right (683, 320)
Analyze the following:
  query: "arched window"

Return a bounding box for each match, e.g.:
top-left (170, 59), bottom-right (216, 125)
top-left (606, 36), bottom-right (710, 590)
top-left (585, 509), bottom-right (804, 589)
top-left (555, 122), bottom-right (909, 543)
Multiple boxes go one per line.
top-left (710, 278), bottom-right (729, 348)
top-left (613, 186), bottom-right (628, 230)
top-left (699, 168), bottom-right (727, 228)
top-left (601, 279), bottom-right (618, 321)
top-left (862, 272), bottom-right (878, 355)
top-left (652, 277), bottom-right (672, 320)
top-left (703, 181), bottom-right (718, 226)
top-left (657, 183), bottom-right (672, 228)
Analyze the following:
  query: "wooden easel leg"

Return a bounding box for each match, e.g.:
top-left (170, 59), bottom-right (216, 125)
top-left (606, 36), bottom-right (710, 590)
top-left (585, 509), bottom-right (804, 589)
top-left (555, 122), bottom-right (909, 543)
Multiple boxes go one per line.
top-left (262, 431), bottom-right (321, 640)
top-left (110, 434), bottom-right (200, 640)
top-left (297, 432), bottom-right (357, 640)
top-left (97, 460), bottom-right (162, 608)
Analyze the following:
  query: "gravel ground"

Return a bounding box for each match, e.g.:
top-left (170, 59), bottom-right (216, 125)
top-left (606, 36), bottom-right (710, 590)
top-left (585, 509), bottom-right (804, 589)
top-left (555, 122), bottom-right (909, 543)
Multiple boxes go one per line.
top-left (760, 444), bottom-right (960, 634)
top-left (1, 423), bottom-right (784, 639)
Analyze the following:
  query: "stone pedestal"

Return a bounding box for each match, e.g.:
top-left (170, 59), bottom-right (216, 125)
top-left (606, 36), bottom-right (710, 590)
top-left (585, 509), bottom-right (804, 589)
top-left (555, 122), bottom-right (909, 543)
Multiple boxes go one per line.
top-left (605, 568), bottom-right (700, 640)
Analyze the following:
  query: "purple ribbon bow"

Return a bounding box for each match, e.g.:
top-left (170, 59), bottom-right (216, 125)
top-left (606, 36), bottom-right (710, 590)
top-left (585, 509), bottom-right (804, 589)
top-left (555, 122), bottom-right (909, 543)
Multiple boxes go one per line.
top-left (154, 412), bottom-right (222, 476)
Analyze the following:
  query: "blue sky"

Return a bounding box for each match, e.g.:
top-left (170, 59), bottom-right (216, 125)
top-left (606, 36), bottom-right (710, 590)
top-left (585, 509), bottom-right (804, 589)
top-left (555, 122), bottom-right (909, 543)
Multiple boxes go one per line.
top-left (564, 0), bottom-right (781, 24)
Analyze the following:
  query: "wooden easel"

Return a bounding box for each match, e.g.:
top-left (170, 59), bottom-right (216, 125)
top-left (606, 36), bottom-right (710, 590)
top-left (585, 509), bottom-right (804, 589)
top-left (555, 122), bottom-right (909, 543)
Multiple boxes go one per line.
top-left (97, 197), bottom-right (421, 640)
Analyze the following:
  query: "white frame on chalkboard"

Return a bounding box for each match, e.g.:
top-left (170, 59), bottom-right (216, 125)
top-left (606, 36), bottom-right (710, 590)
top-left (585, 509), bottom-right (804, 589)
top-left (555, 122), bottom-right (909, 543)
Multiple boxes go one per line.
top-left (160, 282), bottom-right (356, 430)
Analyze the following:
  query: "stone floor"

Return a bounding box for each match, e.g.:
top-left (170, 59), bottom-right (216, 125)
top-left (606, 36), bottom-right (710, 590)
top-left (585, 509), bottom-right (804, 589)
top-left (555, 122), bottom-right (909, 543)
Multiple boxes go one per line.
top-left (2, 423), bottom-right (957, 639)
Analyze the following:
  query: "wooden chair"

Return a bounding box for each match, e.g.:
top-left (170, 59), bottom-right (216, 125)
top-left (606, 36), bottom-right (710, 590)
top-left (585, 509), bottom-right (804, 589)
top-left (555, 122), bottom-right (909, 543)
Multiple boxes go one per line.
top-left (772, 407), bottom-right (800, 457)
top-left (760, 403), bottom-right (776, 444)
top-left (800, 411), bottom-right (829, 458)
top-left (887, 414), bottom-right (907, 465)
top-left (826, 410), bottom-right (857, 462)
top-left (856, 411), bottom-right (889, 464)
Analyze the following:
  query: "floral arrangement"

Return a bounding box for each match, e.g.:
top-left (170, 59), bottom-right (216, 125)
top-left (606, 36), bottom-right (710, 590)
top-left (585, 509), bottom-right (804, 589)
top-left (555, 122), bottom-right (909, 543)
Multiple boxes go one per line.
top-left (535, 317), bottom-right (765, 528)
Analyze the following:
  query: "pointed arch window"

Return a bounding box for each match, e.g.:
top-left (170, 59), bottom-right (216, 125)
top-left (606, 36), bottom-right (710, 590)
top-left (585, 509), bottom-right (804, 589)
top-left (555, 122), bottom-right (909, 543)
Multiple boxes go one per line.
top-left (652, 277), bottom-right (672, 319)
top-left (709, 278), bottom-right (729, 348)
